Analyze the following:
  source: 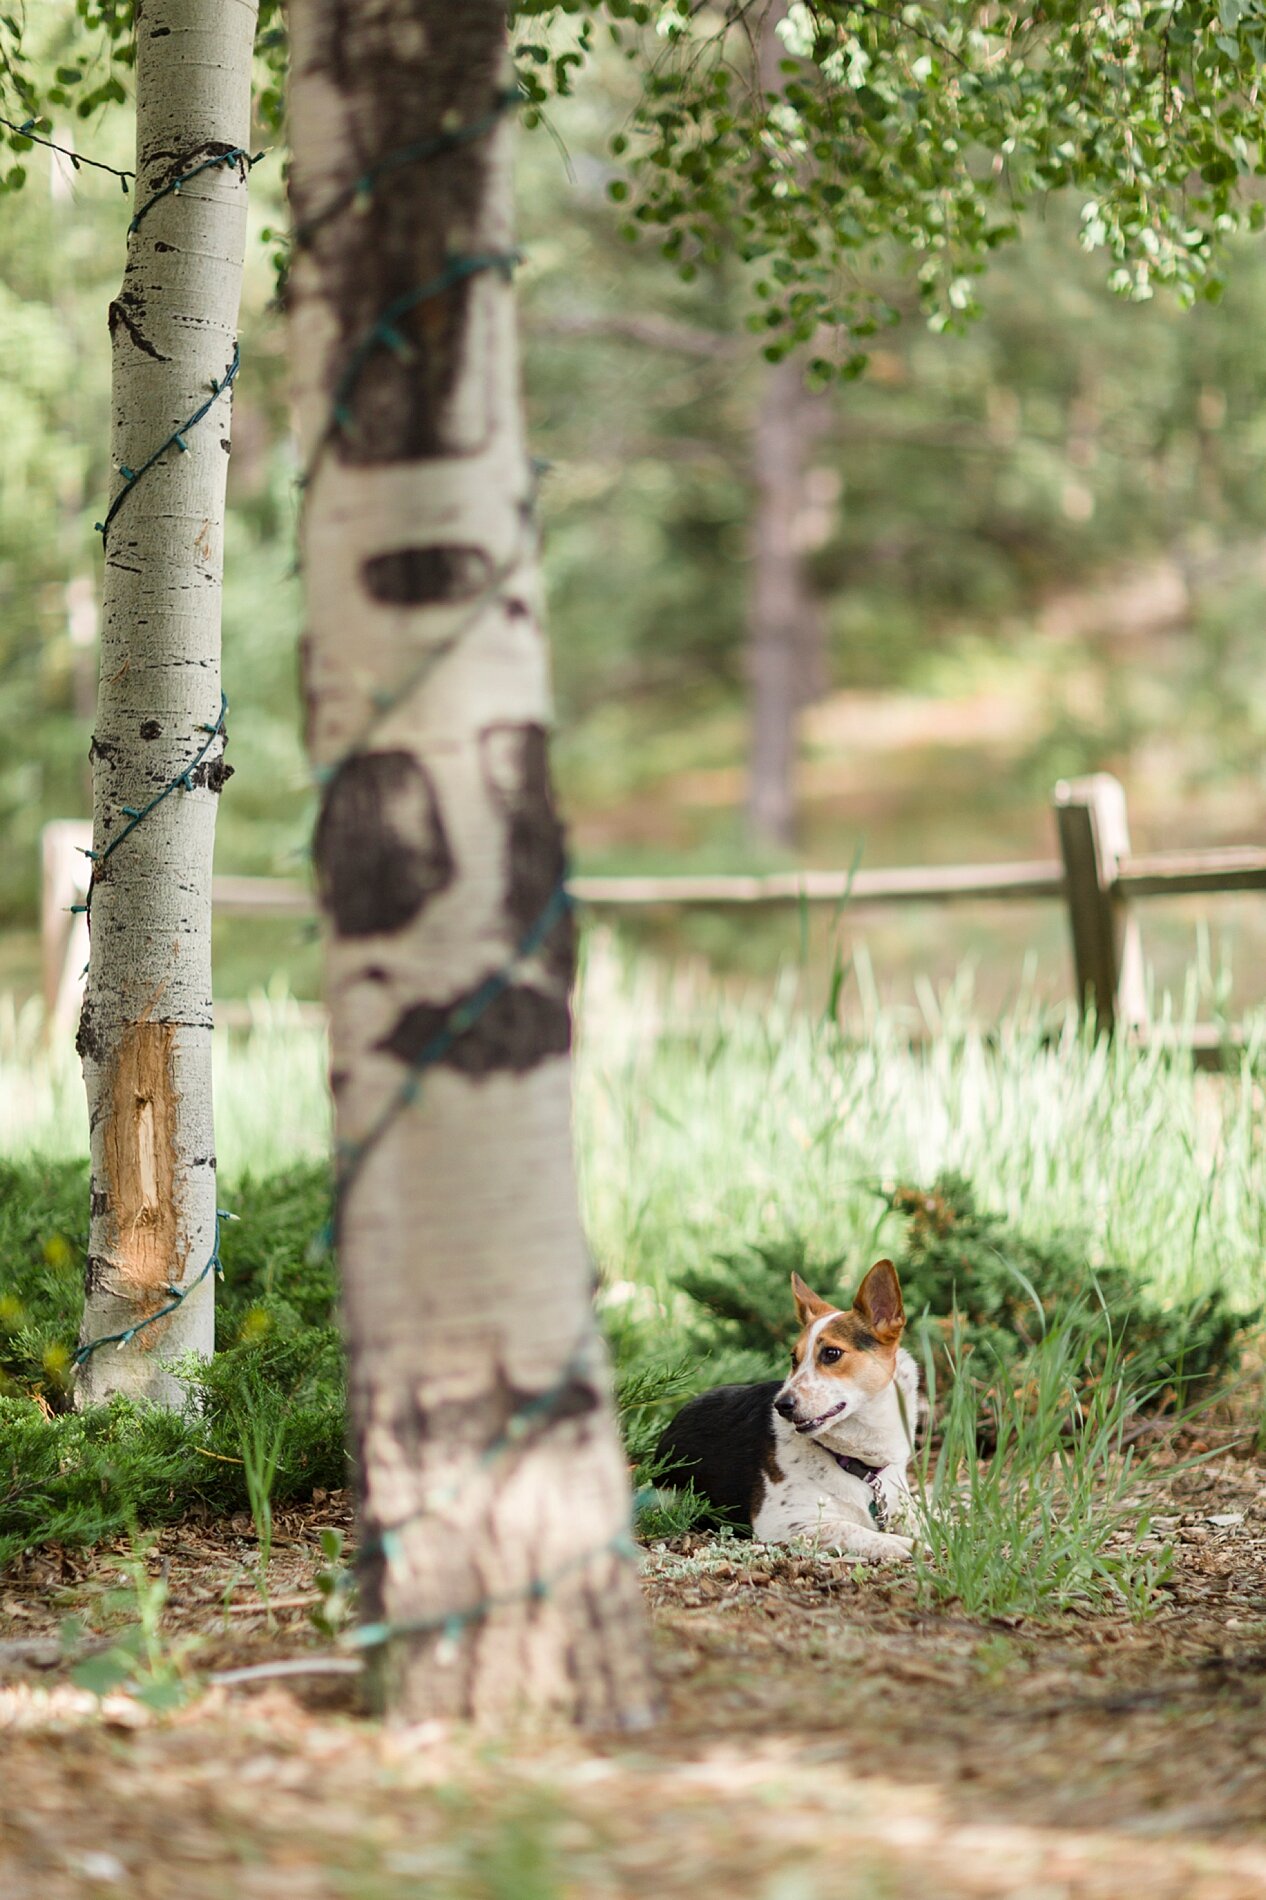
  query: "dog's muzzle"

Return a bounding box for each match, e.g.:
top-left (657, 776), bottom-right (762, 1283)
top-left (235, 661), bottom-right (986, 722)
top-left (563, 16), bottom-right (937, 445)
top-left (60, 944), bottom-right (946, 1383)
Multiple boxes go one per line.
top-left (775, 1392), bottom-right (851, 1435)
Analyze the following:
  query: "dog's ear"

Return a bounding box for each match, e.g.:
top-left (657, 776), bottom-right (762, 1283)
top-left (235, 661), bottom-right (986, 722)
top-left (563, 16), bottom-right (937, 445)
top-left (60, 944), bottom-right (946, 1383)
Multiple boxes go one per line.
top-left (853, 1259), bottom-right (905, 1344)
top-left (790, 1271), bottom-right (832, 1327)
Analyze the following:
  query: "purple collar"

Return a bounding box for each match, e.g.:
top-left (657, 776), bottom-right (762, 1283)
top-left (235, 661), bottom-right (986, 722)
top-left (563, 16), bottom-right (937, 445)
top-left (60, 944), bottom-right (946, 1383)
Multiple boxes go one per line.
top-left (829, 1451), bottom-right (884, 1486)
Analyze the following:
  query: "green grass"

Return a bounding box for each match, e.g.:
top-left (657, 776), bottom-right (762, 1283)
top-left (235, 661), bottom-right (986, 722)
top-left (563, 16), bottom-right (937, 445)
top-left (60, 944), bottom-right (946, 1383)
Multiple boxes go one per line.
top-left (1, 934), bottom-right (1263, 1612)
top-left (576, 935), bottom-right (1266, 1316)
top-left (911, 1305), bottom-right (1182, 1619)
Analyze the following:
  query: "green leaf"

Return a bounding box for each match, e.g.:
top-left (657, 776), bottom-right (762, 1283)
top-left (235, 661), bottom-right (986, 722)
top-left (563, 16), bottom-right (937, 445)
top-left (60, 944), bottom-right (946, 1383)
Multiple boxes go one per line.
top-left (70, 1650), bottom-right (134, 1698)
top-left (133, 1678), bottom-right (189, 1714)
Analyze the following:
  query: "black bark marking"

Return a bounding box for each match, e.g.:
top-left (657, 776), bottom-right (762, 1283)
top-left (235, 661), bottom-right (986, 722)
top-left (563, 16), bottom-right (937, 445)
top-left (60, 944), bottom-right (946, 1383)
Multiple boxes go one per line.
top-left (377, 983), bottom-right (570, 1076)
top-left (220, 438), bottom-right (231, 453)
top-left (294, 0), bottom-right (507, 463)
top-left (90, 1188), bottom-right (109, 1219)
top-left (362, 545), bottom-right (493, 606)
top-left (188, 757), bottom-right (234, 794)
top-left (108, 294), bottom-right (169, 363)
top-left (315, 751), bottom-right (454, 938)
top-left (479, 722), bottom-right (573, 984)
top-left (154, 240), bottom-right (175, 253)
top-left (76, 995), bottom-right (103, 1064)
top-left (379, 1364), bottom-right (595, 1463)
top-left (89, 735), bottom-right (118, 766)
top-left (84, 1254), bottom-right (108, 1296)
top-left (146, 138), bottom-right (241, 198)
top-left (139, 720), bottom-right (162, 741)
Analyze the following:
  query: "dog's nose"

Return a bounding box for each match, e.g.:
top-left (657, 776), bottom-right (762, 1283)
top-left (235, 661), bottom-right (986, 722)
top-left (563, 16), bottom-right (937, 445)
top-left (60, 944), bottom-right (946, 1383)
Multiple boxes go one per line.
top-left (773, 1392), bottom-right (797, 1420)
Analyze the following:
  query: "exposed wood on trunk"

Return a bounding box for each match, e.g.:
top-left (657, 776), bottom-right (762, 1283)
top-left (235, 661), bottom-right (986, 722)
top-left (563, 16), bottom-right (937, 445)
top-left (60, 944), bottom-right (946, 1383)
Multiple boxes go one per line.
top-left (101, 1019), bottom-right (184, 1315)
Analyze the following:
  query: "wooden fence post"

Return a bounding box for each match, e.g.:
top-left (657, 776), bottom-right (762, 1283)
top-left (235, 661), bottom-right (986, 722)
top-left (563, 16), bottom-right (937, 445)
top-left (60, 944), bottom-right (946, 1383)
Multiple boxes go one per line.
top-left (1052, 775), bottom-right (1147, 1034)
top-left (41, 820), bottom-right (92, 1039)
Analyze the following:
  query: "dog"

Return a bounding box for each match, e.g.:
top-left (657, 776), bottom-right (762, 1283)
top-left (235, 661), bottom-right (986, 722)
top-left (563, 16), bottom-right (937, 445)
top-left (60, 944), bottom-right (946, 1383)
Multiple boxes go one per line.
top-left (656, 1260), bottom-right (919, 1563)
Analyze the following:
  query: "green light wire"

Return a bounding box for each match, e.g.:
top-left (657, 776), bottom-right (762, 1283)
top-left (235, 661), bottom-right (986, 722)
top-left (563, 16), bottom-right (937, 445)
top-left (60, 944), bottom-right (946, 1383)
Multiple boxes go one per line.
top-left (73, 1208), bottom-right (237, 1365)
top-left (128, 145), bottom-right (265, 234)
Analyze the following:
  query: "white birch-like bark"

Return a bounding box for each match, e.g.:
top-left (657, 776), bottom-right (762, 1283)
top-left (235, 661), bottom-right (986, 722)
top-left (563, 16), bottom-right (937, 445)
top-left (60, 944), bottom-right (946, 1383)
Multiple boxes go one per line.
top-left (76, 0), bottom-right (258, 1408)
top-left (290, 0), bottom-right (654, 1727)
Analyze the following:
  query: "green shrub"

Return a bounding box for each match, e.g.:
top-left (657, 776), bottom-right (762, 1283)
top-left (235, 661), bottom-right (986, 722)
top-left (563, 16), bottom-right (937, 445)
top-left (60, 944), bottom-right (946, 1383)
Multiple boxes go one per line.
top-left (0, 1160), bottom-right (345, 1565)
top-left (676, 1171), bottom-right (1252, 1411)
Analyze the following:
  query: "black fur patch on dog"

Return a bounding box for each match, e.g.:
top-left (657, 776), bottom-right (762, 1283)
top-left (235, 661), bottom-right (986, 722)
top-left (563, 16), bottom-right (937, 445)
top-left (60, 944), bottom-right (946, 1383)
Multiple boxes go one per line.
top-left (655, 1381), bottom-right (782, 1529)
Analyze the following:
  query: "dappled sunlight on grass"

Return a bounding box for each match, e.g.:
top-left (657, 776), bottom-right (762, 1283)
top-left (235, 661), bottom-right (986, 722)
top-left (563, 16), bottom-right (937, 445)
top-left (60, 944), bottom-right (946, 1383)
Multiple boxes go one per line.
top-left (575, 934), bottom-right (1266, 1314)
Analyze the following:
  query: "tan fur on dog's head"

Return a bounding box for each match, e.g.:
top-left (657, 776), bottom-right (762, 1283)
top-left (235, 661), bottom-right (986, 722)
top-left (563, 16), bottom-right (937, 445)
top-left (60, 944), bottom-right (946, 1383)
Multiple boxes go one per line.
top-left (776, 1261), bottom-right (906, 1434)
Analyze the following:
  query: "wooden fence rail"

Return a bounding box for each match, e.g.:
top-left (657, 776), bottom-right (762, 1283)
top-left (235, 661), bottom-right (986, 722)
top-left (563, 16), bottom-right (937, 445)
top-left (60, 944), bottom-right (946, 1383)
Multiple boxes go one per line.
top-left (40, 773), bottom-right (1266, 1047)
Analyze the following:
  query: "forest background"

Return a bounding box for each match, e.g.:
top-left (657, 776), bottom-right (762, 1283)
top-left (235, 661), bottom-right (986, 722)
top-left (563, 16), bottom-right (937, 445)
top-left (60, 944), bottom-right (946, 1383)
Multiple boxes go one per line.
top-left (4, 15), bottom-right (1266, 1019)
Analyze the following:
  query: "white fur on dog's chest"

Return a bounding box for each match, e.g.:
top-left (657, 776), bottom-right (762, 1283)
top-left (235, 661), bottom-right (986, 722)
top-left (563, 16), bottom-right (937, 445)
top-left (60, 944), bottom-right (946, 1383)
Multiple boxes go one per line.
top-left (753, 1347), bottom-right (918, 1558)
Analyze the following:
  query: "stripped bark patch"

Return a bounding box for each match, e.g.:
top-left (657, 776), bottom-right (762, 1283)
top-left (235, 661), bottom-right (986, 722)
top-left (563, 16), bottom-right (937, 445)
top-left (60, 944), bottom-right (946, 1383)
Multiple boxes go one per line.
top-left (377, 983), bottom-right (570, 1076)
top-left (99, 1019), bottom-right (184, 1330)
top-left (315, 751), bottom-right (454, 938)
top-left (362, 545), bottom-right (493, 605)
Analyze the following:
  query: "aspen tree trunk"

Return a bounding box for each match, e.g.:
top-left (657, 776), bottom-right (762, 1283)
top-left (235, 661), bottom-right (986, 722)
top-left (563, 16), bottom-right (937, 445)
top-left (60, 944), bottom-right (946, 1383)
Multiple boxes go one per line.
top-left (289, 0), bottom-right (654, 1727)
top-left (746, 356), bottom-right (828, 849)
top-left (75, 0), bottom-right (257, 1407)
top-left (745, 0), bottom-right (829, 850)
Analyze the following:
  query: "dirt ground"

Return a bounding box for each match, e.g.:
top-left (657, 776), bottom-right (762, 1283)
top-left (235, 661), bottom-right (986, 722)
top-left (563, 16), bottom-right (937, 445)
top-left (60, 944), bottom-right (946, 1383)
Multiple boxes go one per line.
top-left (4, 1449), bottom-right (1266, 1900)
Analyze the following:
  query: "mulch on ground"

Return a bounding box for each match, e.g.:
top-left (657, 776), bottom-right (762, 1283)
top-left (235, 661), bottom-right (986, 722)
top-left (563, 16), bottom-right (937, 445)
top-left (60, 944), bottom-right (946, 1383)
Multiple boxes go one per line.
top-left (3, 1449), bottom-right (1266, 1900)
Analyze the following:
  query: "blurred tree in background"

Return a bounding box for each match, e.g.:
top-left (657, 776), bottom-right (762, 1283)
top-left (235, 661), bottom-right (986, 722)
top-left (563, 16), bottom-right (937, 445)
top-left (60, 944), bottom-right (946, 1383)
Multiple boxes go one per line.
top-left (4, 4), bottom-right (1266, 985)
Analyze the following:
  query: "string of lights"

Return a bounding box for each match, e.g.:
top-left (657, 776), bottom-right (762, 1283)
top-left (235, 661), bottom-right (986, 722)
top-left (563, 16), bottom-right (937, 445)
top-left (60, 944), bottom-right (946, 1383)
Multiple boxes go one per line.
top-left (300, 248), bottom-right (521, 485)
top-left (0, 114), bottom-right (133, 187)
top-left (71, 693), bottom-right (229, 922)
top-left (346, 1528), bottom-right (641, 1654)
top-left (73, 1207), bottom-right (237, 1365)
top-left (95, 345), bottom-right (241, 547)
top-left (293, 87), bottom-right (520, 250)
top-left (128, 144), bottom-right (265, 234)
top-left (360, 1331), bottom-right (602, 1564)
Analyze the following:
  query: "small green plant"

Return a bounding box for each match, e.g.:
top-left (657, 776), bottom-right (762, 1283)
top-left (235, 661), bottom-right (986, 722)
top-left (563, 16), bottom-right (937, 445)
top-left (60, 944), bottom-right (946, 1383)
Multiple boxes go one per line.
top-left (310, 1526), bottom-right (355, 1637)
top-left (911, 1304), bottom-right (1180, 1621)
top-left (68, 1534), bottom-right (200, 1713)
top-left (239, 1407), bottom-right (286, 1607)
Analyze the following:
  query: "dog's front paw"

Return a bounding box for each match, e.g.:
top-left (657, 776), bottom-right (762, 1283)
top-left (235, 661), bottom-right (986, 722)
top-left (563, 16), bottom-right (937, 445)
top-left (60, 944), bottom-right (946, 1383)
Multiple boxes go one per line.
top-left (867, 1532), bottom-right (914, 1563)
top-left (819, 1528), bottom-right (914, 1564)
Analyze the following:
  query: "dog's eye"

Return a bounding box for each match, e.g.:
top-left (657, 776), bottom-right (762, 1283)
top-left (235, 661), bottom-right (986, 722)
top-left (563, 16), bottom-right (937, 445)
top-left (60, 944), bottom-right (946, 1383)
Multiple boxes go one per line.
top-left (819, 1346), bottom-right (843, 1365)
